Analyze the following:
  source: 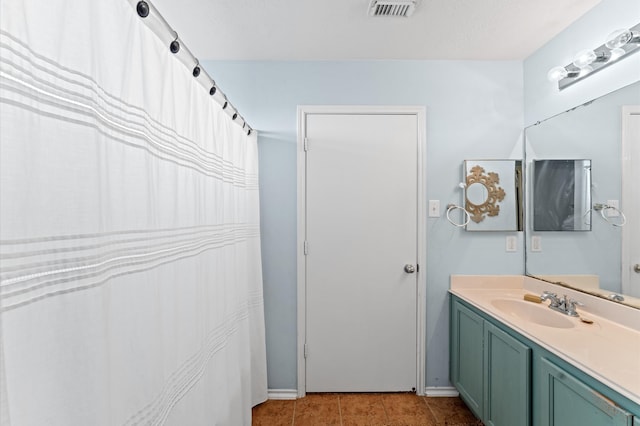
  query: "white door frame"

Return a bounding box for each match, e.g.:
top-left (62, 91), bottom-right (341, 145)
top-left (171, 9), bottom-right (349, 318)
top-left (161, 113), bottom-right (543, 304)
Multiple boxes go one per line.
top-left (621, 105), bottom-right (640, 296)
top-left (296, 105), bottom-right (427, 397)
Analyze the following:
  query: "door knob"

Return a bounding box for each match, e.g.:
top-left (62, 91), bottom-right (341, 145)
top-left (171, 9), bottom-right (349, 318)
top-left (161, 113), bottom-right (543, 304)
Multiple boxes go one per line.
top-left (634, 264), bottom-right (640, 273)
top-left (404, 264), bottom-right (416, 274)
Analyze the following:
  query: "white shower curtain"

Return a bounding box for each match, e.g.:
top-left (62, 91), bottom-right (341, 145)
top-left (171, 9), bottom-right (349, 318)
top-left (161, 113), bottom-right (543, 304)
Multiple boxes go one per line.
top-left (0, 0), bottom-right (267, 424)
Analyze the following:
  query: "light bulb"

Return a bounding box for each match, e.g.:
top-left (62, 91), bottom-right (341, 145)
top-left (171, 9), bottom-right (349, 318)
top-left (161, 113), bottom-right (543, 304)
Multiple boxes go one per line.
top-left (547, 66), bottom-right (568, 82)
top-left (572, 49), bottom-right (597, 68)
top-left (609, 47), bottom-right (626, 61)
top-left (605, 28), bottom-right (638, 49)
top-left (578, 65), bottom-right (593, 77)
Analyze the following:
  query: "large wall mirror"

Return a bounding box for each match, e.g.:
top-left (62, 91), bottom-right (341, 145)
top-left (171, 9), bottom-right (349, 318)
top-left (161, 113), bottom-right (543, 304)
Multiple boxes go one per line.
top-left (524, 80), bottom-right (640, 309)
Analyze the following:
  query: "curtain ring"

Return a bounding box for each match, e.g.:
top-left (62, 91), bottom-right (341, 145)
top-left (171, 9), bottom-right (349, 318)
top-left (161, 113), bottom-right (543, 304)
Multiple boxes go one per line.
top-left (222, 101), bottom-right (228, 109)
top-left (170, 32), bottom-right (180, 54)
top-left (209, 85), bottom-right (217, 96)
top-left (136, 1), bottom-right (150, 18)
top-left (446, 204), bottom-right (471, 228)
top-left (192, 59), bottom-right (201, 77)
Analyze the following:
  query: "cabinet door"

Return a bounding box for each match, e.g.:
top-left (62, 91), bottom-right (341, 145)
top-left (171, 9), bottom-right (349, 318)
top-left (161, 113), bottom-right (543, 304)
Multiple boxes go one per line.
top-left (450, 300), bottom-right (484, 418)
top-left (483, 323), bottom-right (530, 426)
top-left (540, 358), bottom-right (632, 426)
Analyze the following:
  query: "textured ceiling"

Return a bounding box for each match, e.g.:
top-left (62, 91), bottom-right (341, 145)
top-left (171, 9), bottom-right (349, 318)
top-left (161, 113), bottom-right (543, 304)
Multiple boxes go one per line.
top-left (150, 0), bottom-right (601, 60)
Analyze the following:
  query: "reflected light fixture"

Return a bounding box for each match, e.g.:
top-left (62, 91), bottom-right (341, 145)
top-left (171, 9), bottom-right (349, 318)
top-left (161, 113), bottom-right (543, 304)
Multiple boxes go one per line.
top-left (547, 22), bottom-right (640, 90)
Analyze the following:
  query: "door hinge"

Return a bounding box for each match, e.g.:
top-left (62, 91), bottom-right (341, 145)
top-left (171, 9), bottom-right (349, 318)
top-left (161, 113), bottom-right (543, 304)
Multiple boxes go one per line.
top-left (304, 343), bottom-right (308, 358)
top-left (304, 240), bottom-right (309, 255)
top-left (304, 137), bottom-right (309, 152)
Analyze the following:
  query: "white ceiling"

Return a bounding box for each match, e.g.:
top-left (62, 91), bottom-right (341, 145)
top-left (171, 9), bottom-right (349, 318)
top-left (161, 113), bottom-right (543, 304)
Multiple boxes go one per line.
top-left (151, 0), bottom-right (601, 61)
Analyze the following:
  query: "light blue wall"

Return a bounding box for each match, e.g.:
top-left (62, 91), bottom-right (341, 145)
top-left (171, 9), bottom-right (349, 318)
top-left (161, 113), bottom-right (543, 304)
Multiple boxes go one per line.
top-left (202, 60), bottom-right (524, 390)
top-left (524, 0), bottom-right (640, 125)
top-left (202, 0), bottom-right (639, 393)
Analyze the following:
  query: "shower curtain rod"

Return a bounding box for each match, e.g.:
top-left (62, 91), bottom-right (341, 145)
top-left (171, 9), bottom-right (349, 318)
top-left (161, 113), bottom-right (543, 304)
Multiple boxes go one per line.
top-left (134, 0), bottom-right (253, 136)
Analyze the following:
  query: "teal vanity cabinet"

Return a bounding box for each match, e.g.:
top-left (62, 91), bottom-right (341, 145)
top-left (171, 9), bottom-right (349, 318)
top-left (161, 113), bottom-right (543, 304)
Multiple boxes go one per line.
top-left (540, 358), bottom-right (632, 426)
top-left (450, 295), bottom-right (639, 426)
top-left (450, 301), bottom-right (484, 417)
top-left (450, 298), bottom-right (531, 426)
top-left (484, 323), bottom-right (531, 426)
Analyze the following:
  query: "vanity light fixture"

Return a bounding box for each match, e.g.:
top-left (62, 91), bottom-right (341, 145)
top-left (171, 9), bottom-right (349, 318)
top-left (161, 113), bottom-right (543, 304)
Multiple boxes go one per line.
top-left (605, 28), bottom-right (640, 49)
top-left (572, 49), bottom-right (607, 69)
top-left (547, 22), bottom-right (640, 90)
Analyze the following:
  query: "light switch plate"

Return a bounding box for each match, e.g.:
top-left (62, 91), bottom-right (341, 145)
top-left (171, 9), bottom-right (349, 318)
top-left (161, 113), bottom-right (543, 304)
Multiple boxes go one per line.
top-left (428, 200), bottom-right (440, 217)
top-left (506, 236), bottom-right (517, 252)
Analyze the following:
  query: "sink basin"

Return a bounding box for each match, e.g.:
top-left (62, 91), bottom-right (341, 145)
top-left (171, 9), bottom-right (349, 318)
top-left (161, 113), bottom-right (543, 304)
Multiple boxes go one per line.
top-left (491, 299), bottom-right (576, 329)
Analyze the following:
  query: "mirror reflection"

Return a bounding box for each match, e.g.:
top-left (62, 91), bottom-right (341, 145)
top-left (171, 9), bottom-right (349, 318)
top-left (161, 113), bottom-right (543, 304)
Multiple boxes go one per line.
top-left (525, 80), bottom-right (640, 309)
top-left (532, 159), bottom-right (592, 231)
top-left (467, 182), bottom-right (489, 206)
top-left (463, 160), bottom-right (523, 232)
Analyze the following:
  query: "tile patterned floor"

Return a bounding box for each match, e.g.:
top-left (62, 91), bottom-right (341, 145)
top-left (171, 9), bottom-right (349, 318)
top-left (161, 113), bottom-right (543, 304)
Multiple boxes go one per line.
top-left (252, 393), bottom-right (484, 426)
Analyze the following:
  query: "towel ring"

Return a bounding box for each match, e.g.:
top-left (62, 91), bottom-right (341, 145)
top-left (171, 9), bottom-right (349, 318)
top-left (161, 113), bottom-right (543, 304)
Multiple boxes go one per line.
top-left (594, 204), bottom-right (626, 227)
top-left (446, 204), bottom-right (471, 228)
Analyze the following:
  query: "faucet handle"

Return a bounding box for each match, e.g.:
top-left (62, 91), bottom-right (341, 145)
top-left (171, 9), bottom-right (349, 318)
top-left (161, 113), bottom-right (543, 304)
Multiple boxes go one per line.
top-left (566, 299), bottom-right (584, 317)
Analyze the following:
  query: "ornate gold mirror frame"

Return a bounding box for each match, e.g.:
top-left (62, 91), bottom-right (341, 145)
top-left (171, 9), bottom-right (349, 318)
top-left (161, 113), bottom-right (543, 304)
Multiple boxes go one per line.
top-left (465, 165), bottom-right (505, 223)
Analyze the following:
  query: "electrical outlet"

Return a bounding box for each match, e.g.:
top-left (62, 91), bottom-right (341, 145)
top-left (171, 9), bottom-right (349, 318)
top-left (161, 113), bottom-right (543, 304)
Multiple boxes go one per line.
top-left (531, 236), bottom-right (542, 252)
top-left (428, 200), bottom-right (440, 217)
top-left (506, 236), bottom-right (517, 252)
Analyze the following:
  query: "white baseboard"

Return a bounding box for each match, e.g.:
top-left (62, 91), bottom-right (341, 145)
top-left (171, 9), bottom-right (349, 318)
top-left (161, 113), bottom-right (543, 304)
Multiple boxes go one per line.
top-left (267, 389), bottom-right (298, 400)
top-left (267, 387), bottom-right (457, 399)
top-left (424, 386), bottom-right (459, 397)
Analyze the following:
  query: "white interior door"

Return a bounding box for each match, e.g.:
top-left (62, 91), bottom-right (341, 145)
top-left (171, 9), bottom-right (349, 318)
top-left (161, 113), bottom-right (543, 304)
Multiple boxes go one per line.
top-left (303, 111), bottom-right (418, 392)
top-left (622, 106), bottom-right (640, 297)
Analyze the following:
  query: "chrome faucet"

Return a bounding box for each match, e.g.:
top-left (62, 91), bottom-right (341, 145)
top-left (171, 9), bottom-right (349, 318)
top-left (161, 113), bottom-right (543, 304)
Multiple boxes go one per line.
top-left (608, 293), bottom-right (625, 302)
top-left (541, 291), bottom-right (561, 307)
top-left (540, 291), bottom-right (583, 317)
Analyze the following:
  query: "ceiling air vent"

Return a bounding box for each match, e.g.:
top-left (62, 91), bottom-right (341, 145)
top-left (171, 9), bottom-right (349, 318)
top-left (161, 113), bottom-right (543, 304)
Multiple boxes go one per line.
top-left (368, 0), bottom-right (416, 17)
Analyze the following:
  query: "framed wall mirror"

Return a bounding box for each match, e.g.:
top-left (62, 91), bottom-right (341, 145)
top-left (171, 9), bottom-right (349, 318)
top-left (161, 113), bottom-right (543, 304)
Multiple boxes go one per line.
top-left (524, 80), bottom-right (640, 309)
top-left (463, 160), bottom-right (523, 231)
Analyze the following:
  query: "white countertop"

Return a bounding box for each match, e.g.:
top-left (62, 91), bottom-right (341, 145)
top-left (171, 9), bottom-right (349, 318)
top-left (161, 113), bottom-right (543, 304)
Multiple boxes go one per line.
top-left (450, 275), bottom-right (640, 406)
